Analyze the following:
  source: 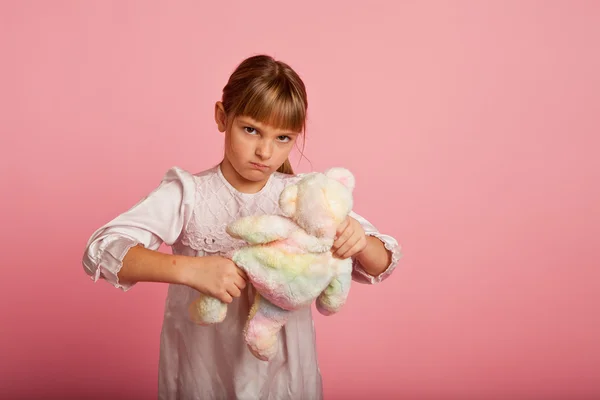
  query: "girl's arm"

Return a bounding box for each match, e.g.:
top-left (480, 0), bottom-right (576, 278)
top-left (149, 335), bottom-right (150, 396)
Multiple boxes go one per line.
top-left (354, 235), bottom-right (393, 277)
top-left (82, 167), bottom-right (195, 291)
top-left (119, 245), bottom-right (246, 303)
top-left (117, 244), bottom-right (193, 287)
top-left (354, 212), bottom-right (401, 284)
top-left (82, 166), bottom-right (245, 302)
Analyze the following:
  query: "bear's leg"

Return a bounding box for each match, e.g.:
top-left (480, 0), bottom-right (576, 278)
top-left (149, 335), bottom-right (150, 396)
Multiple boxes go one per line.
top-left (188, 294), bottom-right (227, 325)
top-left (244, 292), bottom-right (290, 361)
top-left (316, 257), bottom-right (353, 316)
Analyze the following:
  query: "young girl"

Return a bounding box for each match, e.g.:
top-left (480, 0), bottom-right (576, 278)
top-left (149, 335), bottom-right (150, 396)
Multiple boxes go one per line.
top-left (82, 54), bottom-right (401, 400)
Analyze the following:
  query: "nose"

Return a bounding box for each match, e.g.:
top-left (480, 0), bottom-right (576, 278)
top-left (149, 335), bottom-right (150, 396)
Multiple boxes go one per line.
top-left (255, 139), bottom-right (273, 160)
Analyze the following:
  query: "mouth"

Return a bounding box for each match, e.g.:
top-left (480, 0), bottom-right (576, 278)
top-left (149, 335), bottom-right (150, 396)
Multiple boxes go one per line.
top-left (250, 162), bottom-right (269, 170)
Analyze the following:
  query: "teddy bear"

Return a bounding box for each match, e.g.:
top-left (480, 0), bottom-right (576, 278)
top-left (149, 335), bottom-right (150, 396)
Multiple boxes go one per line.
top-left (188, 167), bottom-right (356, 361)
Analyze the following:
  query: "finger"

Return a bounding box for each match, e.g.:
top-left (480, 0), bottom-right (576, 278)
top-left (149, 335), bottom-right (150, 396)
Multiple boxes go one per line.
top-left (340, 236), bottom-right (367, 259)
top-left (236, 267), bottom-right (248, 281)
top-left (234, 274), bottom-right (247, 290)
top-left (335, 219), bottom-right (349, 238)
top-left (333, 226), bottom-right (352, 250)
top-left (336, 234), bottom-right (360, 258)
top-left (339, 242), bottom-right (359, 259)
top-left (227, 284), bottom-right (242, 299)
top-left (219, 292), bottom-right (233, 304)
top-left (336, 235), bottom-right (359, 255)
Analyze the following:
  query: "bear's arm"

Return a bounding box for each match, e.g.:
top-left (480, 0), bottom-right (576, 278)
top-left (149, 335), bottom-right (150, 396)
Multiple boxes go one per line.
top-left (226, 215), bottom-right (298, 244)
top-left (288, 229), bottom-right (334, 253)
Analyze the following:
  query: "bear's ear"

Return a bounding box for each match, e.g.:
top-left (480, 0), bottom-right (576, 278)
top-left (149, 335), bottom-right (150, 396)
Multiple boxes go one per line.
top-left (279, 184), bottom-right (298, 217)
top-left (324, 167), bottom-right (355, 192)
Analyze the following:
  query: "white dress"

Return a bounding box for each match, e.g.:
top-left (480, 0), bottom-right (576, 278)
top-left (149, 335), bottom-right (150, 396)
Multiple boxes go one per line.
top-left (82, 164), bottom-right (402, 400)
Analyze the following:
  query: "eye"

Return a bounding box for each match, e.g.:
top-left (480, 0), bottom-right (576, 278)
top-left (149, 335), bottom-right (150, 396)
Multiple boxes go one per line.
top-left (277, 135), bottom-right (291, 143)
top-left (244, 126), bottom-right (258, 135)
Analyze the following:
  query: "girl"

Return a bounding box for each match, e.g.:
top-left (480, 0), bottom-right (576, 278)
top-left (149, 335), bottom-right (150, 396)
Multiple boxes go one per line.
top-left (82, 54), bottom-right (401, 400)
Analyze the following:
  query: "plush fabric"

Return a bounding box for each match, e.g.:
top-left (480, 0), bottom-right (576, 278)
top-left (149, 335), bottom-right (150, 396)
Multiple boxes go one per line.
top-left (189, 168), bottom-right (356, 361)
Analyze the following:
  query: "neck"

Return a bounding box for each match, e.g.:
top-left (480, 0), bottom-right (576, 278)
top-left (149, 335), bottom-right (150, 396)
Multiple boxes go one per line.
top-left (219, 157), bottom-right (269, 194)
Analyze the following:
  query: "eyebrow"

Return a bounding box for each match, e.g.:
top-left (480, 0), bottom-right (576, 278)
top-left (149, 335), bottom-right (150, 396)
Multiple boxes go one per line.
top-left (238, 119), bottom-right (300, 136)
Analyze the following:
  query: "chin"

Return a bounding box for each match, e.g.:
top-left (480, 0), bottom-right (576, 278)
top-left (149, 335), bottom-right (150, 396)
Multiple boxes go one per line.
top-left (239, 167), bottom-right (269, 182)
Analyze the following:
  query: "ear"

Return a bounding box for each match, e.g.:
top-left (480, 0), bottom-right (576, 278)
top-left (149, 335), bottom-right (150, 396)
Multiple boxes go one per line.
top-left (215, 101), bottom-right (227, 133)
top-left (324, 167), bottom-right (355, 192)
top-left (279, 184), bottom-right (298, 217)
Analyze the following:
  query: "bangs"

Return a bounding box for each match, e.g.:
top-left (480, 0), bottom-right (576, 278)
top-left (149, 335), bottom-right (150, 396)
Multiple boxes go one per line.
top-left (235, 80), bottom-right (306, 133)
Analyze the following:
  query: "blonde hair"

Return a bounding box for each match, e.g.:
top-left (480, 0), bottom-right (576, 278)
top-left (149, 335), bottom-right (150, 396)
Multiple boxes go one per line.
top-left (221, 54), bottom-right (308, 174)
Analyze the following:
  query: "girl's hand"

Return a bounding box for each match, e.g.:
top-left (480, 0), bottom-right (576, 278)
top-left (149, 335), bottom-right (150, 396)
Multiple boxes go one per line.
top-left (182, 256), bottom-right (247, 303)
top-left (332, 216), bottom-right (367, 259)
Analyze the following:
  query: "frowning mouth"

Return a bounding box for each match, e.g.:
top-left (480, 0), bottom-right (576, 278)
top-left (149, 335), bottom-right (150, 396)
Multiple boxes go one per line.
top-left (250, 162), bottom-right (269, 170)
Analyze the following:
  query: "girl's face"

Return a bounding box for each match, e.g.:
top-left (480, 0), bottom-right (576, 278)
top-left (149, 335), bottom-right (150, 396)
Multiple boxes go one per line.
top-left (215, 102), bottom-right (301, 190)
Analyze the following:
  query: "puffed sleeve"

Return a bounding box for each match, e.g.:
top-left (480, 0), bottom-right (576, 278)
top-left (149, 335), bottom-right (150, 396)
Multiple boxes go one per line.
top-left (349, 211), bottom-right (402, 285)
top-left (81, 167), bottom-right (197, 291)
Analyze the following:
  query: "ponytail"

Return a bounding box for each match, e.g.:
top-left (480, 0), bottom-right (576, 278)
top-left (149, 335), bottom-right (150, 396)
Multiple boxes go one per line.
top-left (277, 159), bottom-right (294, 175)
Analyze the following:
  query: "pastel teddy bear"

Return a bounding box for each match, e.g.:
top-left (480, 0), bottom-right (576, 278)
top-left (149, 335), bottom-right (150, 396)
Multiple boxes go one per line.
top-left (188, 167), bottom-right (356, 361)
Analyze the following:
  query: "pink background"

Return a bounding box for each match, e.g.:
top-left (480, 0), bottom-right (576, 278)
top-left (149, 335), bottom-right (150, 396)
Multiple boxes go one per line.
top-left (2, 1), bottom-right (599, 399)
